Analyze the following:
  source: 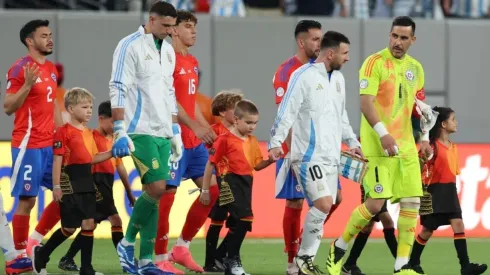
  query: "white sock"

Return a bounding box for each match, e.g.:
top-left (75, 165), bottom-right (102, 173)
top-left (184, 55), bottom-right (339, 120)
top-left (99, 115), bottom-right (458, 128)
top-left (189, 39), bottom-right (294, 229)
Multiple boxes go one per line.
top-left (175, 236), bottom-right (190, 248)
top-left (155, 253), bottom-right (169, 262)
top-left (29, 230), bottom-right (44, 243)
top-left (395, 257), bottom-right (409, 271)
top-left (335, 236), bottom-right (349, 250)
top-left (140, 259), bottom-right (152, 266)
top-left (121, 238), bottom-right (135, 247)
top-left (297, 207), bottom-right (327, 257)
top-left (0, 194), bottom-right (17, 261)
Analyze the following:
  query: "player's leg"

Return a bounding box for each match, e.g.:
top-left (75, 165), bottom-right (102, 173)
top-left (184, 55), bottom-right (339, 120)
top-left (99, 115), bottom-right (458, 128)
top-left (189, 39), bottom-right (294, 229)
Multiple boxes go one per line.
top-left (379, 207), bottom-right (397, 258)
top-left (408, 221), bottom-right (433, 274)
top-left (216, 215), bottom-right (236, 268)
top-left (76, 192), bottom-right (99, 275)
top-left (171, 144), bottom-right (218, 273)
top-left (327, 157), bottom-right (394, 275)
top-left (204, 200), bottom-right (228, 272)
top-left (324, 179), bottom-right (342, 225)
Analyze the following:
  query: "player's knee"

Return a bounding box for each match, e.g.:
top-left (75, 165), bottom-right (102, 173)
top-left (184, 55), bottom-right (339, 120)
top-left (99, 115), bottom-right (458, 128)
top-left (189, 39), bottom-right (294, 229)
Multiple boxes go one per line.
top-left (62, 227), bottom-right (77, 235)
top-left (312, 196), bottom-right (333, 214)
top-left (286, 199), bottom-right (304, 209)
top-left (421, 227), bottom-right (433, 238)
top-left (16, 196), bottom-right (36, 213)
top-left (81, 219), bottom-right (95, 230)
top-left (109, 214), bottom-right (122, 227)
top-left (364, 198), bottom-right (386, 215)
top-left (399, 197), bottom-right (420, 210)
top-left (451, 218), bottom-right (465, 232)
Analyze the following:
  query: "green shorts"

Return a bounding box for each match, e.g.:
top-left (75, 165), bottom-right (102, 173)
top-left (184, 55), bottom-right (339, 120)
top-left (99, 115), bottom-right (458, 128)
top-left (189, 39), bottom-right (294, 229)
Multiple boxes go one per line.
top-left (129, 134), bottom-right (171, 185)
top-left (362, 156), bottom-right (423, 203)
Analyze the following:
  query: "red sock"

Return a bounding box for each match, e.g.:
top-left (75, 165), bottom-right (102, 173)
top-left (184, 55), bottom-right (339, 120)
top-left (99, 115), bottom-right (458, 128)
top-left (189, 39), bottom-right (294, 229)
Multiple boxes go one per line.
top-left (180, 184), bottom-right (219, 242)
top-left (13, 214), bottom-right (30, 250)
top-left (324, 203), bottom-right (340, 225)
top-left (155, 192), bottom-right (175, 256)
top-left (35, 201), bottom-right (61, 235)
top-left (284, 206), bottom-right (302, 263)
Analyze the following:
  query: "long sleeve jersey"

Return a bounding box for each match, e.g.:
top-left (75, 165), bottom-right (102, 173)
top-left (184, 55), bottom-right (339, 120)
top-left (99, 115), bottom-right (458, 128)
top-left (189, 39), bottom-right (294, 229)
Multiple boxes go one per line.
top-left (109, 26), bottom-right (177, 138)
top-left (269, 62), bottom-right (360, 166)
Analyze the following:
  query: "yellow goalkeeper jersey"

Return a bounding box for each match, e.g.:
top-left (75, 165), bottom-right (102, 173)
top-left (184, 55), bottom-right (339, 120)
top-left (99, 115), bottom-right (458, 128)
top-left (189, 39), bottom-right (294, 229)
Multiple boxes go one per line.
top-left (359, 48), bottom-right (425, 158)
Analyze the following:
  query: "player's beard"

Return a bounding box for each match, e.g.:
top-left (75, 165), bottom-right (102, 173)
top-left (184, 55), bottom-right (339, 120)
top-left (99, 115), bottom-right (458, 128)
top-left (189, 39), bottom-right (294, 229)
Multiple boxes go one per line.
top-left (39, 49), bottom-right (53, 56)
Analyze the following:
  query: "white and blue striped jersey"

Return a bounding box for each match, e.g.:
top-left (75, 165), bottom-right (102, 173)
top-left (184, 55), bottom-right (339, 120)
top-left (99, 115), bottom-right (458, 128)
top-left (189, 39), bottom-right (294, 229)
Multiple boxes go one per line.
top-left (269, 62), bottom-right (360, 166)
top-left (164, 0), bottom-right (194, 11)
top-left (210, 0), bottom-right (246, 17)
top-left (109, 26), bottom-right (177, 138)
top-left (453, 0), bottom-right (489, 18)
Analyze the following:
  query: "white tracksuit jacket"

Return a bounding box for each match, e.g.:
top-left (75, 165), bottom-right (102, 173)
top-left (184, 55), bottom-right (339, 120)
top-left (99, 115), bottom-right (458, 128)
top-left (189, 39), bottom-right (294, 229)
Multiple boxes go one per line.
top-left (109, 26), bottom-right (177, 138)
top-left (269, 62), bottom-right (361, 166)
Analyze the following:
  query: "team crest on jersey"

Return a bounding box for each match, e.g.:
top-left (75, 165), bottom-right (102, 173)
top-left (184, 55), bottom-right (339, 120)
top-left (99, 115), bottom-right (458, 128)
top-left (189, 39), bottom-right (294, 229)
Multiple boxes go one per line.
top-left (51, 73), bottom-right (57, 83)
top-left (166, 52), bottom-right (173, 64)
top-left (360, 79), bottom-right (368, 89)
top-left (336, 81), bottom-right (341, 92)
top-left (374, 184), bottom-right (383, 193)
top-left (194, 67), bottom-right (199, 75)
top-left (405, 70), bottom-right (414, 81)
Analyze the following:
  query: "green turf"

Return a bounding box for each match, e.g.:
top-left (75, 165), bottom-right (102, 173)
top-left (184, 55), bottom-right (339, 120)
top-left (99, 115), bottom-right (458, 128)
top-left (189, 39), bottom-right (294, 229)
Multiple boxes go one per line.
top-left (2, 238), bottom-right (489, 274)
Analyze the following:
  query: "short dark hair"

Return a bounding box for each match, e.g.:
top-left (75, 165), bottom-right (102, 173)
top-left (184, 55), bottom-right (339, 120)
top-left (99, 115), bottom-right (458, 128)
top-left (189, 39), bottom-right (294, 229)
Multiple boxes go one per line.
top-left (98, 100), bottom-right (112, 117)
top-left (391, 16), bottom-right (416, 34)
top-left (20, 19), bottom-right (49, 47)
top-left (234, 99), bottom-right (259, 119)
top-left (176, 10), bottom-right (197, 25)
top-left (320, 31), bottom-right (350, 49)
top-left (149, 1), bottom-right (177, 17)
top-left (294, 20), bottom-right (322, 38)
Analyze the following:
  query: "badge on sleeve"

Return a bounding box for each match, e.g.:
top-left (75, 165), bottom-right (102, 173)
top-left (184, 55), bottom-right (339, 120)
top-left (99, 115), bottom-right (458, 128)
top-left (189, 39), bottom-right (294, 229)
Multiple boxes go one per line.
top-left (54, 141), bottom-right (62, 149)
top-left (336, 81), bottom-right (341, 92)
top-left (51, 73), bottom-right (57, 83)
top-left (359, 79), bottom-right (368, 89)
top-left (276, 87), bottom-right (285, 97)
top-left (209, 148), bottom-right (216, 155)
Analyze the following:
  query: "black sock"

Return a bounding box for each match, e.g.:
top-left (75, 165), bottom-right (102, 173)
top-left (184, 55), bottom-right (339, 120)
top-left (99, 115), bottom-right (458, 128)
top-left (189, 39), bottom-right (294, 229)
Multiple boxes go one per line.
top-left (383, 227), bottom-right (398, 258)
top-left (64, 231), bottom-right (83, 260)
top-left (111, 226), bottom-right (124, 249)
top-left (454, 232), bottom-right (470, 268)
top-left (79, 230), bottom-right (94, 271)
top-left (205, 223), bottom-right (223, 267)
top-left (226, 220), bottom-right (249, 259)
top-left (41, 228), bottom-right (71, 257)
top-left (409, 234), bottom-right (427, 266)
top-left (217, 229), bottom-right (233, 260)
top-left (344, 231), bottom-right (370, 266)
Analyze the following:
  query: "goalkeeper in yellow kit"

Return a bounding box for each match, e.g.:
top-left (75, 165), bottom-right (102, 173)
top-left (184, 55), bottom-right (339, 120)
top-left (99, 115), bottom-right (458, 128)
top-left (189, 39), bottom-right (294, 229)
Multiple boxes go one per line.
top-left (326, 16), bottom-right (433, 275)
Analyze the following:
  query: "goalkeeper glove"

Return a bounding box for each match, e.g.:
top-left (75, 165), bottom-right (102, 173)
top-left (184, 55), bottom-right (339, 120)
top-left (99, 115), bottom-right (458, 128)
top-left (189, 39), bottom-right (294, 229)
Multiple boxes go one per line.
top-left (170, 123), bottom-right (184, 163)
top-left (112, 120), bottom-right (135, 158)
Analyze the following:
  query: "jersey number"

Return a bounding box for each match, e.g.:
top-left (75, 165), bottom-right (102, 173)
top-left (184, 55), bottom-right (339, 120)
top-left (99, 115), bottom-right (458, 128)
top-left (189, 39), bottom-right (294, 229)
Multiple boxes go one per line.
top-left (47, 86), bottom-right (53, 102)
top-left (309, 165), bottom-right (323, 181)
top-left (24, 165), bottom-right (32, 181)
top-left (188, 79), bottom-right (196, 95)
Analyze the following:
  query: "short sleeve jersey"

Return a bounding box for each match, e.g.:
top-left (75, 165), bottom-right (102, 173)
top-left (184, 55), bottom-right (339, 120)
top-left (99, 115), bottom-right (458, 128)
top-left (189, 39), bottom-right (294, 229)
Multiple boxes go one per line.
top-left (6, 56), bottom-right (59, 148)
top-left (359, 48), bottom-right (425, 157)
top-left (272, 56), bottom-right (303, 155)
top-left (53, 124), bottom-right (98, 193)
top-left (209, 132), bottom-right (263, 177)
top-left (174, 52), bottom-right (200, 149)
top-left (92, 130), bottom-right (122, 175)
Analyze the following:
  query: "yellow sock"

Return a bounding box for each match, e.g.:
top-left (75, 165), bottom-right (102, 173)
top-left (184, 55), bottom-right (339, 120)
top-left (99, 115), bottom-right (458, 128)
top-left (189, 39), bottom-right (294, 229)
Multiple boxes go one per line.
top-left (340, 204), bottom-right (373, 244)
top-left (397, 208), bottom-right (418, 258)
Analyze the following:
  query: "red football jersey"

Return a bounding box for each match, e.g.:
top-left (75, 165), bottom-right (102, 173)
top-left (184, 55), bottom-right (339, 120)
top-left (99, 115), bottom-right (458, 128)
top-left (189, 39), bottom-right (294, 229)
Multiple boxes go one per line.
top-left (174, 52), bottom-right (200, 149)
top-left (92, 130), bottom-right (122, 175)
top-left (6, 56), bottom-right (58, 148)
top-left (272, 56), bottom-right (303, 155)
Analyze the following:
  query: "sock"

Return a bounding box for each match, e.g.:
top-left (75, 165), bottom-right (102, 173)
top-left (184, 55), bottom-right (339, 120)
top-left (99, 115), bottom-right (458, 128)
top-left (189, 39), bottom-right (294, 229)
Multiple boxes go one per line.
top-left (125, 192), bottom-right (157, 243)
top-left (64, 231), bottom-right (83, 260)
top-left (383, 227), bottom-right (398, 258)
top-left (79, 230), bottom-right (94, 270)
top-left (323, 203), bottom-right (339, 225)
top-left (180, 184), bottom-right (219, 243)
top-left (155, 192), bottom-right (175, 258)
top-left (454, 232), bottom-right (470, 268)
top-left (0, 195), bottom-right (17, 261)
top-left (409, 234), bottom-right (427, 266)
top-left (33, 201), bottom-right (60, 238)
top-left (205, 222), bottom-right (223, 267)
top-left (138, 197), bottom-right (159, 261)
top-left (283, 206), bottom-right (302, 263)
top-left (344, 231), bottom-right (371, 266)
top-left (217, 230), bottom-right (232, 260)
top-left (395, 208), bottom-right (418, 271)
top-left (298, 207), bottom-right (328, 257)
top-left (226, 220), bottom-right (250, 258)
top-left (337, 204), bottom-right (374, 250)
top-left (41, 228), bottom-right (72, 257)
top-left (111, 226), bottom-right (124, 249)
top-left (12, 214), bottom-right (30, 251)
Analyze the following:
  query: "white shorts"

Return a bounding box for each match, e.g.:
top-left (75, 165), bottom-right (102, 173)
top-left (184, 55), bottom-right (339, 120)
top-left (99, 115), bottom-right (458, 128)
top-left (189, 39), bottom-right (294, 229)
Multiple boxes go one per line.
top-left (292, 162), bottom-right (338, 206)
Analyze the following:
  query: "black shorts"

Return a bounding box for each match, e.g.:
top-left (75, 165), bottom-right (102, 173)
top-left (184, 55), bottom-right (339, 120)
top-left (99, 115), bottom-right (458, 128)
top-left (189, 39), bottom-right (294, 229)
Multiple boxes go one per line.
top-left (420, 212), bottom-right (462, 231)
top-left (361, 185), bottom-right (388, 222)
top-left (219, 174), bottom-right (253, 225)
top-left (208, 200), bottom-right (237, 229)
top-left (60, 192), bottom-right (96, 228)
top-left (94, 182), bottom-right (118, 223)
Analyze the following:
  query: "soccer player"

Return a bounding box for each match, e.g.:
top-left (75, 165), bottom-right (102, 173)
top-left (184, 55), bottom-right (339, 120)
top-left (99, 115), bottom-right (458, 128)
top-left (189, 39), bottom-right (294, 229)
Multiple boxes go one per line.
top-left (4, 19), bottom-right (63, 260)
top-left (204, 90), bottom-right (244, 272)
top-left (153, 10), bottom-right (218, 274)
top-left (58, 100), bottom-right (135, 272)
top-left (326, 16), bottom-right (433, 275)
top-left (269, 31), bottom-right (362, 275)
top-left (409, 107), bottom-right (487, 275)
top-left (32, 87), bottom-right (112, 275)
top-left (201, 99), bottom-right (274, 275)
top-left (109, 2), bottom-right (183, 274)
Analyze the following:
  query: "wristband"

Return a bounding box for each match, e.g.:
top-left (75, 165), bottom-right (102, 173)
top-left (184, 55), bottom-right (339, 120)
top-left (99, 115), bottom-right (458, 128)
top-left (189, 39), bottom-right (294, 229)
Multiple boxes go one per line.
top-left (53, 185), bottom-right (61, 190)
top-left (114, 120), bottom-right (126, 132)
top-left (201, 189), bottom-right (209, 193)
top-left (172, 123), bottom-right (181, 135)
top-left (421, 131), bottom-right (429, 142)
top-left (373, 122), bottom-right (389, 137)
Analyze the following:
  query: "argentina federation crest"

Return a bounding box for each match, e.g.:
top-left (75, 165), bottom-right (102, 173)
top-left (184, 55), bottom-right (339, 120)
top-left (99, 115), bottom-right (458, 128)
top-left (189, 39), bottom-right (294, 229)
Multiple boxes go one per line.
top-left (336, 81), bottom-right (341, 92)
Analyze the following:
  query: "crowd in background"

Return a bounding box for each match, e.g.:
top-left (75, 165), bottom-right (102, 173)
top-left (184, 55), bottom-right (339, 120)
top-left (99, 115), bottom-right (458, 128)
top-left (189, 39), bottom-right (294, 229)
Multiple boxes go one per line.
top-left (2, 0), bottom-right (489, 19)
